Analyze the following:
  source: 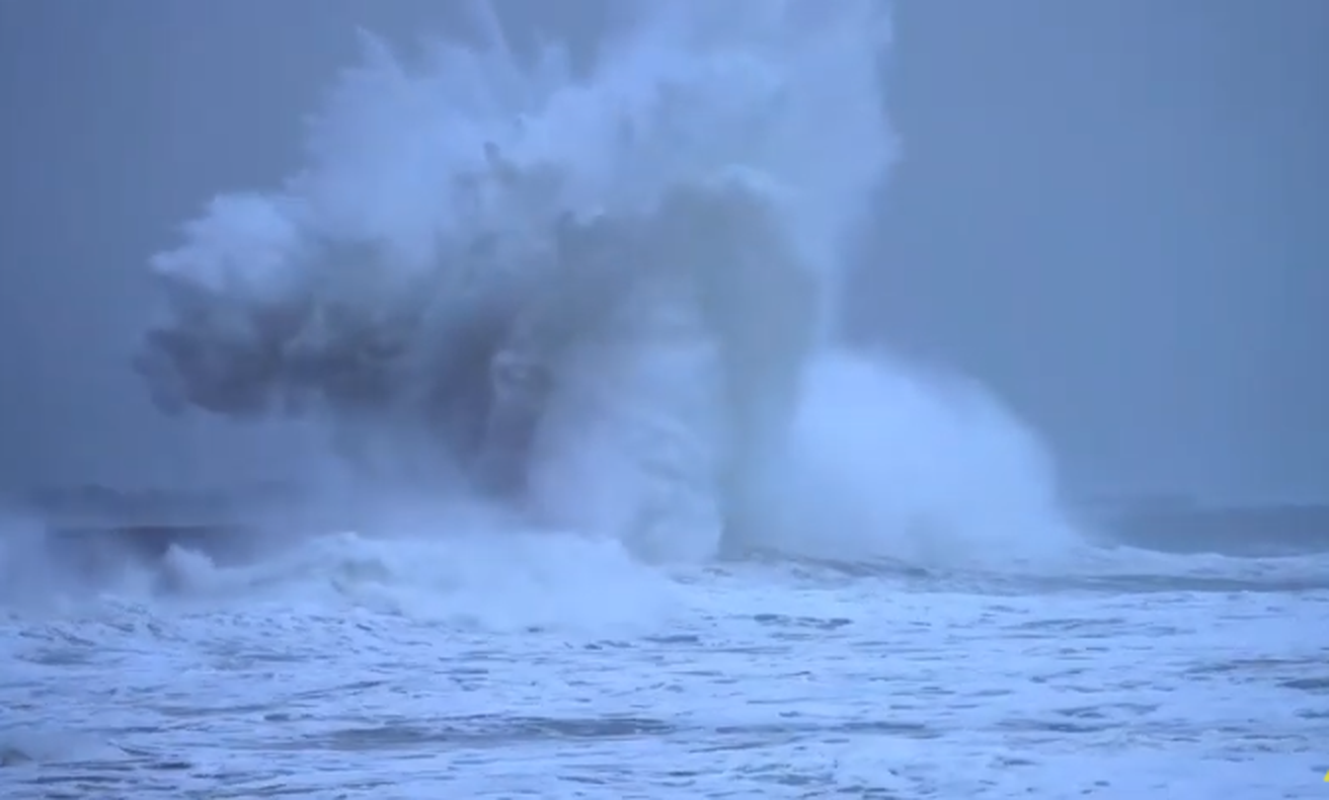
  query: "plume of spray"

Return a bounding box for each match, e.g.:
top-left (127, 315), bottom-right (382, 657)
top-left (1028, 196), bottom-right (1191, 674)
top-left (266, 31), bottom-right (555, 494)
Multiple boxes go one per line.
top-left (135, 0), bottom-right (1080, 567)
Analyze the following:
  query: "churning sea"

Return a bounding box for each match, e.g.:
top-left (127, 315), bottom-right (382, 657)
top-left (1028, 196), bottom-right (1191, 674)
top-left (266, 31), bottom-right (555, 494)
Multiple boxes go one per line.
top-left (2, 524), bottom-right (1327, 799)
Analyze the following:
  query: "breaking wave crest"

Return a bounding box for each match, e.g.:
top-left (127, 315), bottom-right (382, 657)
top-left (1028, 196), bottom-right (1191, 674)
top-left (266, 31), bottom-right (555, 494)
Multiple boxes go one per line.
top-left (131, 0), bottom-right (1081, 569)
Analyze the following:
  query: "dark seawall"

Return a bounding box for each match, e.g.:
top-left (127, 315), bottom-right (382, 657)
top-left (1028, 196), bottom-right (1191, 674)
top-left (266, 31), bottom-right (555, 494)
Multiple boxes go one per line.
top-left (9, 486), bottom-right (1329, 566)
top-left (4, 484), bottom-right (318, 583)
top-left (1082, 497), bottom-right (1329, 557)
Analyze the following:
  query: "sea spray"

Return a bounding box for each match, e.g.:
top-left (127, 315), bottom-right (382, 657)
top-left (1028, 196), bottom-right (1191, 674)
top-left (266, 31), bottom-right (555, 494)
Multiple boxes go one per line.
top-left (137, 1), bottom-right (1077, 568)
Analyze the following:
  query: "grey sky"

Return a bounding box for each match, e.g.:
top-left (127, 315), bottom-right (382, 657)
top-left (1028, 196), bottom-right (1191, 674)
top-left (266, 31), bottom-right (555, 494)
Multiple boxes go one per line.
top-left (0, 1), bottom-right (1324, 501)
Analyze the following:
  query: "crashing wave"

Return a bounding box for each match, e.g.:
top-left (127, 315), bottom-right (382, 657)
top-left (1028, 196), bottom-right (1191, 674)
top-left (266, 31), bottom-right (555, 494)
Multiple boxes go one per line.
top-left (133, 1), bottom-right (892, 560)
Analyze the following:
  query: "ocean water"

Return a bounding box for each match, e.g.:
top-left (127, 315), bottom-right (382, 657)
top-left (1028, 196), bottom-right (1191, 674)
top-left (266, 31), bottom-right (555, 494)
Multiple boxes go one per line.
top-left (3, 533), bottom-right (1328, 799)
top-left (4, 2), bottom-right (1327, 797)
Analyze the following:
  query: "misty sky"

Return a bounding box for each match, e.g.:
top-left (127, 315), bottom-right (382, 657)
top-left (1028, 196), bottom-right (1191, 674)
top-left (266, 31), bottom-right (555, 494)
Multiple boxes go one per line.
top-left (0, 1), bottom-right (1324, 502)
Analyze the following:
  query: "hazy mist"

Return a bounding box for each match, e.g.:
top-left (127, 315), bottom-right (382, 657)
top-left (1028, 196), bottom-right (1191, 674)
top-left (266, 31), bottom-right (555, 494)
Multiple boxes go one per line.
top-left (0, 0), bottom-right (1324, 502)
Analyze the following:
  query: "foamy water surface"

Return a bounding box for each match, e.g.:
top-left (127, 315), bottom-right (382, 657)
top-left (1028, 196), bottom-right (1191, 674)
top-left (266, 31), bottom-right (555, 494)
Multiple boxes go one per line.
top-left (2, 532), bottom-right (1328, 799)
